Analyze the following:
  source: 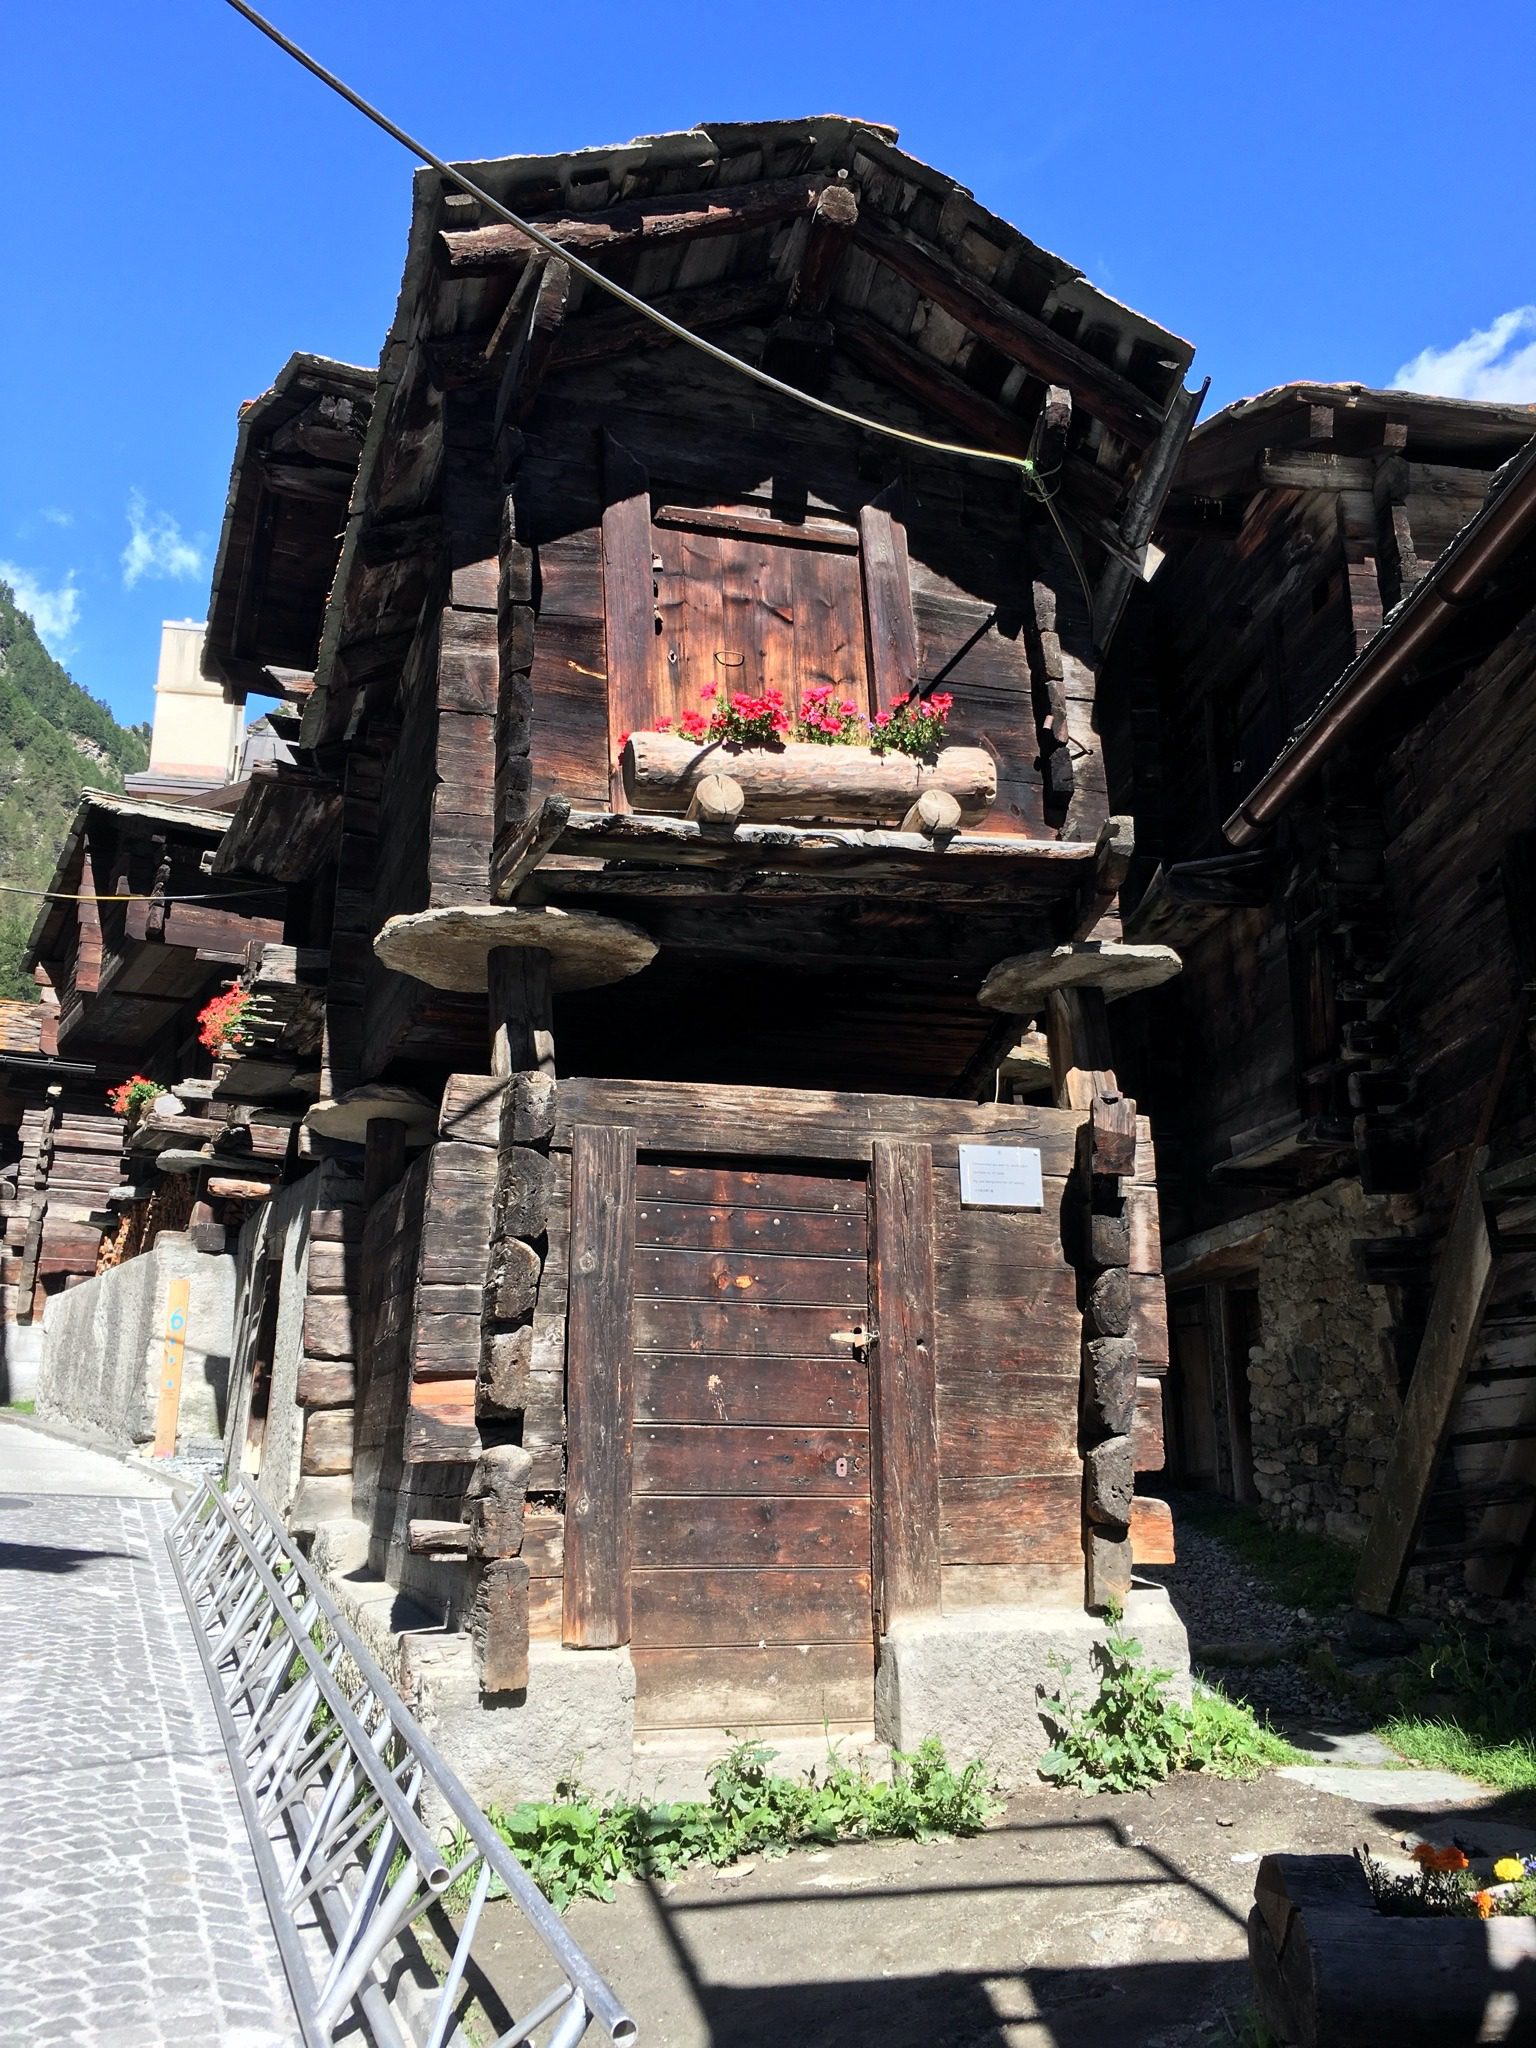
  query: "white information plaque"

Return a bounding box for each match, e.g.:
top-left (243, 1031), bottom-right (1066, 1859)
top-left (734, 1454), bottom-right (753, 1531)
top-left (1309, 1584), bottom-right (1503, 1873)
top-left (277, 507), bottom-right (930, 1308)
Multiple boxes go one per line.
top-left (958, 1144), bottom-right (1044, 1210)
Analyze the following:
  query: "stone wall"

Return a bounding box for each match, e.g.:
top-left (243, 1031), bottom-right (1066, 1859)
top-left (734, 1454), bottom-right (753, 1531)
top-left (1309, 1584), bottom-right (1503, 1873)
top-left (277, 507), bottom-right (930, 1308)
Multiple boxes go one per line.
top-left (1246, 1179), bottom-right (1400, 1543)
top-left (36, 1237), bottom-right (235, 1451)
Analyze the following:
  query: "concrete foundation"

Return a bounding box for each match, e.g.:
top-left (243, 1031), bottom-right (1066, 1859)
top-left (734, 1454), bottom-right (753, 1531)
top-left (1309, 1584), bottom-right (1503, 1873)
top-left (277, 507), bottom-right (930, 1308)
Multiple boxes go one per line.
top-left (35, 1238), bottom-right (234, 1452)
top-left (306, 1514), bottom-right (637, 1812)
top-left (874, 1588), bottom-right (1192, 1783)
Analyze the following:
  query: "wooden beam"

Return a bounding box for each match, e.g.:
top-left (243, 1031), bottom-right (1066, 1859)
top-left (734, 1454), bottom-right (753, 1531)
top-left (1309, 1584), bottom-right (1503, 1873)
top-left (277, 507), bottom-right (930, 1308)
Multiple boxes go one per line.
top-left (600, 433), bottom-right (652, 812)
top-left (562, 1123), bottom-right (637, 1647)
top-left (1046, 985), bottom-right (1137, 1176)
top-left (1356, 1151), bottom-right (1496, 1614)
top-left (439, 176), bottom-right (826, 276)
top-left (858, 488), bottom-right (919, 711)
top-left (549, 279), bottom-right (787, 372)
top-left (491, 793), bottom-right (572, 903)
top-left (834, 310), bottom-right (1034, 458)
top-left (496, 256), bottom-right (571, 432)
top-left (870, 1139), bottom-right (941, 1621)
top-left (852, 210), bottom-right (1164, 449)
top-left (788, 182), bottom-right (859, 318)
top-left (1072, 815), bottom-right (1135, 939)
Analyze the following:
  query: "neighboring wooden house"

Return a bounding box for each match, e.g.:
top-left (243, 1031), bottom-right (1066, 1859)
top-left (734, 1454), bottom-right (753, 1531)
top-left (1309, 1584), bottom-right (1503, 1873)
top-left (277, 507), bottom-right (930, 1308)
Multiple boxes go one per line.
top-left (1102, 386), bottom-right (1536, 1611)
top-left (192, 117), bottom-right (1199, 1789)
top-left (13, 792), bottom-right (290, 1309)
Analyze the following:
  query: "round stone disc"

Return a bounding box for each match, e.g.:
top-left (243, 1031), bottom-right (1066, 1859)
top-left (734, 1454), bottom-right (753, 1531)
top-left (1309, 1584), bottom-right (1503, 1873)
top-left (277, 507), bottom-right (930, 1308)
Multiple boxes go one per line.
top-left (373, 904), bottom-right (657, 994)
top-left (979, 940), bottom-right (1182, 1012)
top-left (304, 1084), bottom-right (437, 1146)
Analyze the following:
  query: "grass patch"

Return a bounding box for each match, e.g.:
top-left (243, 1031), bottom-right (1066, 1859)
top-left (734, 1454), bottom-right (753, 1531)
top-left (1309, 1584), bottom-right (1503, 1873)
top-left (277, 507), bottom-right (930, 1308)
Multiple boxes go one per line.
top-left (4, 1398), bottom-right (34, 1415)
top-left (1178, 1493), bottom-right (1356, 1613)
top-left (1377, 1717), bottom-right (1536, 1795)
top-left (469, 1737), bottom-right (995, 1909)
top-left (1191, 1685), bottom-right (1306, 1779)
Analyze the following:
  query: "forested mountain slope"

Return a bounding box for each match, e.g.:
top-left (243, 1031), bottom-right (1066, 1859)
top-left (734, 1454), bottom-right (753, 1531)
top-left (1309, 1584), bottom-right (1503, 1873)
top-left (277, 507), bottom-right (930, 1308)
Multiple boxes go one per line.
top-left (0, 580), bottom-right (149, 999)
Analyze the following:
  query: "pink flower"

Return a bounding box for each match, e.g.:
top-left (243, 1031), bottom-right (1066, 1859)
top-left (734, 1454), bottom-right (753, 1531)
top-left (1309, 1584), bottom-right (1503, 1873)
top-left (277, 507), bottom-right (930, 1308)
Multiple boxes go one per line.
top-left (929, 691), bottom-right (954, 716)
top-left (873, 709), bottom-right (892, 727)
top-left (679, 709), bottom-right (710, 739)
top-left (654, 715), bottom-right (672, 732)
top-left (700, 683), bottom-right (717, 702)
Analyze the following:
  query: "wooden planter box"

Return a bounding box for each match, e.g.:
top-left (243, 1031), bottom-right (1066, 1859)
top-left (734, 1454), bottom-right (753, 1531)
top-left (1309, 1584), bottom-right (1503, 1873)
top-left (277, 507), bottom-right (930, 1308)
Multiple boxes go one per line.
top-left (622, 730), bottom-right (997, 826)
top-left (1250, 1853), bottom-right (1536, 2045)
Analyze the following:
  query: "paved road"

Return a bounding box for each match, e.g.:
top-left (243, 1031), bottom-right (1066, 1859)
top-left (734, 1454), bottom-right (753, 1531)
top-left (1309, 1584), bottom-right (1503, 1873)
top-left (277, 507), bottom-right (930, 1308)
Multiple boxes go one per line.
top-left (0, 1419), bottom-right (300, 2046)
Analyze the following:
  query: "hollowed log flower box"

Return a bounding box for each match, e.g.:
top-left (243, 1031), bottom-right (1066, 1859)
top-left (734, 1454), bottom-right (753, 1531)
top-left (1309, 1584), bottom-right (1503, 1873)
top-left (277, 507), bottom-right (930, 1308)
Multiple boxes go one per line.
top-left (1249, 1853), bottom-right (1536, 2045)
top-left (621, 729), bottom-right (997, 827)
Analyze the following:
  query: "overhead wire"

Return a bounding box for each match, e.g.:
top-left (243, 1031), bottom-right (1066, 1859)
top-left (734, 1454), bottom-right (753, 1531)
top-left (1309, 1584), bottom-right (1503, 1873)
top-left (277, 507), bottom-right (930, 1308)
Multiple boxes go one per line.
top-left (218, 0), bottom-right (1101, 618)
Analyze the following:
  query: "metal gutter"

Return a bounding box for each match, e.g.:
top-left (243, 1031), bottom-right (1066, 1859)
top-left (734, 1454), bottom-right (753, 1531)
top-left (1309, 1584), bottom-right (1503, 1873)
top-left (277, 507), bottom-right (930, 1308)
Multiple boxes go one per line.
top-left (1223, 432), bottom-right (1536, 846)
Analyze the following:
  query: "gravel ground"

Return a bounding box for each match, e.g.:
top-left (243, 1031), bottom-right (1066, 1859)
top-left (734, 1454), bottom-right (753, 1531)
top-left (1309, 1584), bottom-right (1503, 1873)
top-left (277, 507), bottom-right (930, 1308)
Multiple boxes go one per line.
top-left (1140, 1514), bottom-right (1354, 1725)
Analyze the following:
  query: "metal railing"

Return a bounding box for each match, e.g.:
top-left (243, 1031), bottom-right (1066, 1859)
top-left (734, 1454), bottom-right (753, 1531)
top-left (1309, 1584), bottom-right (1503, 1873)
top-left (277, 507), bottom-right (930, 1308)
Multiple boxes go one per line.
top-left (167, 1477), bottom-right (637, 2048)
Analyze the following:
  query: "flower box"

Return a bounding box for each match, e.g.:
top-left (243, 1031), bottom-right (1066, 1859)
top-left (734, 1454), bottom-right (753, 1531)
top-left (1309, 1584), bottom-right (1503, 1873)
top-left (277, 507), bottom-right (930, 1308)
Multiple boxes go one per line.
top-left (1249, 1852), bottom-right (1536, 2045)
top-left (622, 730), bottom-right (997, 827)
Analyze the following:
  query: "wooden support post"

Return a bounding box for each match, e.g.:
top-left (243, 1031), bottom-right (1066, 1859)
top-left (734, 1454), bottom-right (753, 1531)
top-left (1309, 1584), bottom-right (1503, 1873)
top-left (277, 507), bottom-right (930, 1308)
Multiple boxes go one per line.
top-left (870, 1140), bottom-right (941, 1622)
top-left (362, 1116), bottom-right (407, 1207)
top-left (488, 946), bottom-right (554, 1083)
top-left (1047, 986), bottom-right (1138, 1178)
top-left (1356, 1152), bottom-right (1496, 1615)
top-left (563, 1124), bottom-right (637, 1647)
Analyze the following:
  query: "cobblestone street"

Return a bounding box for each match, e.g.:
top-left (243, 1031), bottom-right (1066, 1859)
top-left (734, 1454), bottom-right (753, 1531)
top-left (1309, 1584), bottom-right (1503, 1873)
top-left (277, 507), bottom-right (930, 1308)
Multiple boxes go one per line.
top-left (0, 1418), bottom-right (299, 2046)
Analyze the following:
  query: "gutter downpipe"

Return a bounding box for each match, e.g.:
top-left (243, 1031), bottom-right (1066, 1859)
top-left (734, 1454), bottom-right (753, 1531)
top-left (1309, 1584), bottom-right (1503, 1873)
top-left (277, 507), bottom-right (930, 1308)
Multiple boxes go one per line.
top-left (1223, 438), bottom-right (1536, 848)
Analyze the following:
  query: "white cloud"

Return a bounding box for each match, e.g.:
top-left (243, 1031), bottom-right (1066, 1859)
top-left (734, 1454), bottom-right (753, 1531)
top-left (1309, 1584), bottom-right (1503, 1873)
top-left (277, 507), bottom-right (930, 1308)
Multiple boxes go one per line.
top-left (38, 507), bottom-right (74, 529)
top-left (0, 562), bottom-right (82, 654)
top-left (120, 490), bottom-right (205, 589)
top-left (1392, 307), bottom-right (1536, 403)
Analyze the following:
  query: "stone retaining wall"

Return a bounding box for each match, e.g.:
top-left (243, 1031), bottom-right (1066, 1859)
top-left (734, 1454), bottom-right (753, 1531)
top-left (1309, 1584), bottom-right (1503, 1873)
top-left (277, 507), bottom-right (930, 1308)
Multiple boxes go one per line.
top-left (1246, 1180), bottom-right (1400, 1542)
top-left (36, 1237), bottom-right (235, 1451)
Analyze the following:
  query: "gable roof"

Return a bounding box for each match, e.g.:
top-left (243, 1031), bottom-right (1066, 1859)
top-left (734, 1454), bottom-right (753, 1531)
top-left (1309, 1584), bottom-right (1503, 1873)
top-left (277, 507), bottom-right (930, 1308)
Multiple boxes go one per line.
top-left (298, 117), bottom-right (1199, 745)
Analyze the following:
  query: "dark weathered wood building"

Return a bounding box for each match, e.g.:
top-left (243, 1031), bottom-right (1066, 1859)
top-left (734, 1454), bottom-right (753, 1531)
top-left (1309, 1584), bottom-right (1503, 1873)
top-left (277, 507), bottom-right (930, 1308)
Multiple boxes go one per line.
top-left (147, 117), bottom-right (1203, 1789)
top-left (1102, 385), bottom-right (1536, 1613)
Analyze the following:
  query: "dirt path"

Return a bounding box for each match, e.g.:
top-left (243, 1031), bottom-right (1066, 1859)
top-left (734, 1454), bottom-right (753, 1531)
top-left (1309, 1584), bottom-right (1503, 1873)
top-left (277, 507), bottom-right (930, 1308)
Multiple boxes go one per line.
top-left (467, 1768), bottom-right (1536, 2048)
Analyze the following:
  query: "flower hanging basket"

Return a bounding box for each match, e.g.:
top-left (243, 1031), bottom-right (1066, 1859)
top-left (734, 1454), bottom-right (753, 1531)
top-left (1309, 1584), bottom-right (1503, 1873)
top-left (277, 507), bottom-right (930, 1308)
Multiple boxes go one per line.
top-left (623, 733), bottom-right (996, 827)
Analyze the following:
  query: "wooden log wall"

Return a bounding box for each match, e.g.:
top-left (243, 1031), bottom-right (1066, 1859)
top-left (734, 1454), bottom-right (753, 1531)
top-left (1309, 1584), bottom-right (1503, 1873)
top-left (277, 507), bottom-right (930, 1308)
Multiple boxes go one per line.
top-left (297, 1172), bottom-right (364, 1483)
top-left (507, 348), bottom-right (1092, 842)
top-left (1, 1104), bottom-right (51, 1321)
top-left (1068, 1114), bottom-right (1171, 1604)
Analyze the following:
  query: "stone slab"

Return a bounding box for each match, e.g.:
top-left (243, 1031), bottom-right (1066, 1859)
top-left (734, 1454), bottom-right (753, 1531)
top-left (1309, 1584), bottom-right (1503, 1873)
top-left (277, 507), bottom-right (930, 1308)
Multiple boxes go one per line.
top-left (979, 940), bottom-right (1183, 1012)
top-left (374, 904), bottom-right (657, 993)
top-left (1278, 1764), bottom-right (1490, 1805)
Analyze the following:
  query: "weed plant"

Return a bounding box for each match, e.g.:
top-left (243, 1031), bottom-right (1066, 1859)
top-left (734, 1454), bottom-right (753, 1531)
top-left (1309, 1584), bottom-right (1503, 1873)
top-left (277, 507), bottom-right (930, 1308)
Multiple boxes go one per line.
top-left (469, 1737), bottom-right (995, 1909)
top-left (1039, 1605), bottom-right (1303, 1792)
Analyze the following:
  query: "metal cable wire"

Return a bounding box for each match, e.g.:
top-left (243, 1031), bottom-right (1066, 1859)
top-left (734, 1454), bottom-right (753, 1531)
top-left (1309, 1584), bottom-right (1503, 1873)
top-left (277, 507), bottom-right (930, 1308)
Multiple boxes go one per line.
top-left (218, 0), bottom-right (1100, 610)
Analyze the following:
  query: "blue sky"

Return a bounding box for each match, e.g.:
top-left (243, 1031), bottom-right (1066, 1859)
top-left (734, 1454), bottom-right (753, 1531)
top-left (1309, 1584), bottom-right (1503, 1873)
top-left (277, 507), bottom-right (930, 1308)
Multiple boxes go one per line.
top-left (2, 0), bottom-right (1533, 726)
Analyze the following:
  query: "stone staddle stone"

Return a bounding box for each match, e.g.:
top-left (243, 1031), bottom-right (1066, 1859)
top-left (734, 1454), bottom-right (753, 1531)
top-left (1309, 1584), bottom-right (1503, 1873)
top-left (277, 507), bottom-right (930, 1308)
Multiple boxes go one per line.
top-left (304, 1084), bottom-right (437, 1146)
top-left (373, 904), bottom-right (658, 994)
top-left (979, 940), bottom-right (1182, 1013)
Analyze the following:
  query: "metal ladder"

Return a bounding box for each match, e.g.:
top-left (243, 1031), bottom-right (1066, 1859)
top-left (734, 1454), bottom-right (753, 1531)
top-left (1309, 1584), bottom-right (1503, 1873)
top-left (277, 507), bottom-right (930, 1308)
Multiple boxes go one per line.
top-left (167, 1477), bottom-right (637, 2048)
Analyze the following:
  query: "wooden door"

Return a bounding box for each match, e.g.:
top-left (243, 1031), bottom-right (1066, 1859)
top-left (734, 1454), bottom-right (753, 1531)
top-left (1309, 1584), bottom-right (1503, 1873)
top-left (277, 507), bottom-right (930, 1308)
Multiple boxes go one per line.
top-left (628, 1160), bottom-right (876, 1741)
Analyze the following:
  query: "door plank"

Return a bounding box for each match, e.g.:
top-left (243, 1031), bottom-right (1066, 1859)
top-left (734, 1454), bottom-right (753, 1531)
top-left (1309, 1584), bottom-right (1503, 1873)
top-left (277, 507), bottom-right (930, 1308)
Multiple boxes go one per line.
top-left (632, 1642), bottom-right (872, 1729)
top-left (633, 1422), bottom-right (870, 1495)
top-left (563, 1123), bottom-right (637, 1646)
top-left (636, 1163), bottom-right (867, 1212)
top-left (871, 1139), bottom-right (942, 1619)
top-left (635, 1494), bottom-right (871, 1569)
top-left (634, 1355), bottom-right (868, 1427)
top-left (633, 1247), bottom-right (867, 1305)
top-left (634, 1200), bottom-right (867, 1255)
top-left (859, 494), bottom-right (919, 713)
top-left (630, 1567), bottom-right (873, 1647)
top-left (633, 1299), bottom-right (858, 1357)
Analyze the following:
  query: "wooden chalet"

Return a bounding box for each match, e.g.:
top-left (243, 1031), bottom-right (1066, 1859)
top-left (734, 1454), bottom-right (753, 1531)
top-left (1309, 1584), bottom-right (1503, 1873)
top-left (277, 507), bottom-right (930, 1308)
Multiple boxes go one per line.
top-left (1101, 384), bottom-right (1536, 1611)
top-left (179, 117), bottom-right (1203, 1787)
